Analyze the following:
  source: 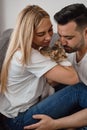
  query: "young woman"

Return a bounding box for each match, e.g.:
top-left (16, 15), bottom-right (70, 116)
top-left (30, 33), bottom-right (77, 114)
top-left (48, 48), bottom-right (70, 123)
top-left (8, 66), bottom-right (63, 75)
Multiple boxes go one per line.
top-left (0, 5), bottom-right (79, 130)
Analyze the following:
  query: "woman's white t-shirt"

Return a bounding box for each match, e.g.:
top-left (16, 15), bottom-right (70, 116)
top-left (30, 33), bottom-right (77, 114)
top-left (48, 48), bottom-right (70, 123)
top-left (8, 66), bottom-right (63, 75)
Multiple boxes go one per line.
top-left (0, 49), bottom-right (57, 118)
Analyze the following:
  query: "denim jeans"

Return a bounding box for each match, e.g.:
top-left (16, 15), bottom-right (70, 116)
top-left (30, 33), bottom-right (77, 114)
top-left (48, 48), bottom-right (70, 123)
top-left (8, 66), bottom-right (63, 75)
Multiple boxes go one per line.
top-left (6, 82), bottom-right (87, 130)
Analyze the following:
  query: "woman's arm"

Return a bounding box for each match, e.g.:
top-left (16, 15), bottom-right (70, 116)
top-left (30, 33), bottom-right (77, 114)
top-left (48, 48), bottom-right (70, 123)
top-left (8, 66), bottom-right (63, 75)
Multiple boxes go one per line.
top-left (44, 65), bottom-right (79, 85)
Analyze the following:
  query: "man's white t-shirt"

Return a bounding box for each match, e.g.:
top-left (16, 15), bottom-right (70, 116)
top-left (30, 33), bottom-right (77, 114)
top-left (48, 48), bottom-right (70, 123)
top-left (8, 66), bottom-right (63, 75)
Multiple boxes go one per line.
top-left (68, 52), bottom-right (87, 85)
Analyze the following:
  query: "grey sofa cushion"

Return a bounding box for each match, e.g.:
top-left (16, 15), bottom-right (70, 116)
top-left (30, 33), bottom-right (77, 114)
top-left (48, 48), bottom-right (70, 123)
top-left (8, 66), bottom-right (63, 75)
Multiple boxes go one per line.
top-left (0, 29), bottom-right (13, 73)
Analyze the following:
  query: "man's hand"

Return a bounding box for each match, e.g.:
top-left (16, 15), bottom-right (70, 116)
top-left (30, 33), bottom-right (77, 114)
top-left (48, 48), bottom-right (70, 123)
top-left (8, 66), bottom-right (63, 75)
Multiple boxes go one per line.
top-left (24, 114), bottom-right (56, 130)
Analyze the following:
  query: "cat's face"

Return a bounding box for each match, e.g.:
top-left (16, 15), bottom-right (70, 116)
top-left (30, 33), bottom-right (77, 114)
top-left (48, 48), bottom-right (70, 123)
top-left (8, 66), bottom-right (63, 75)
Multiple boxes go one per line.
top-left (39, 40), bottom-right (67, 63)
top-left (50, 40), bottom-right (67, 62)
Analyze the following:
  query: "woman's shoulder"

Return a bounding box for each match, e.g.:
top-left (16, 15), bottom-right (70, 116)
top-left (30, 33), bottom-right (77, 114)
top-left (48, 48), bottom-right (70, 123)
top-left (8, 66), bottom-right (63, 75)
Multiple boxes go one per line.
top-left (31, 48), bottom-right (50, 60)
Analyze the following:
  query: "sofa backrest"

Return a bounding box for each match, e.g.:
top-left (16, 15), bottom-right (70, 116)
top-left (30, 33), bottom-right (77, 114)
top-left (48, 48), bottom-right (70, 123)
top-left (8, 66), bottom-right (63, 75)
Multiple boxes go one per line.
top-left (0, 29), bottom-right (13, 73)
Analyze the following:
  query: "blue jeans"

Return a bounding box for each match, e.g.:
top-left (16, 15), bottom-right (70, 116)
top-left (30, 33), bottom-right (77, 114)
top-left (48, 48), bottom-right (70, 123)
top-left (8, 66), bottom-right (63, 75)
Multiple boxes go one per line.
top-left (6, 82), bottom-right (87, 130)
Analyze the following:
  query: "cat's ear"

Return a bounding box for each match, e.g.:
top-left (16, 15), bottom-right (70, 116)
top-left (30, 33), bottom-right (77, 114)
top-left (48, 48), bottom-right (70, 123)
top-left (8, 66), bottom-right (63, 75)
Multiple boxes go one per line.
top-left (54, 50), bottom-right (59, 55)
top-left (54, 40), bottom-right (62, 47)
top-left (50, 50), bottom-right (59, 57)
top-left (55, 40), bottom-right (59, 45)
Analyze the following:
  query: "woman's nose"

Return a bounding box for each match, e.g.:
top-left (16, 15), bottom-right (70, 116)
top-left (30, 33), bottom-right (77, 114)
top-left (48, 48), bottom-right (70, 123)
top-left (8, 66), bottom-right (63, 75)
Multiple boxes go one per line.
top-left (45, 33), bottom-right (52, 41)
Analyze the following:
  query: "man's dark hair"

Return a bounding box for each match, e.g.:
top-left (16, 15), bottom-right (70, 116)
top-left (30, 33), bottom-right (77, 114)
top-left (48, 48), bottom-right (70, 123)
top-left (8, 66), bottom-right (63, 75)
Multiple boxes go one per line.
top-left (54, 3), bottom-right (87, 28)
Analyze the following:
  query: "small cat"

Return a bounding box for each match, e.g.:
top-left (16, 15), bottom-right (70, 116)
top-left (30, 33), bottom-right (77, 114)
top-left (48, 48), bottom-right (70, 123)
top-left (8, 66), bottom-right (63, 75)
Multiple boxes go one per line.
top-left (39, 39), bottom-right (71, 86)
top-left (39, 40), bottom-right (67, 63)
top-left (38, 40), bottom-right (71, 99)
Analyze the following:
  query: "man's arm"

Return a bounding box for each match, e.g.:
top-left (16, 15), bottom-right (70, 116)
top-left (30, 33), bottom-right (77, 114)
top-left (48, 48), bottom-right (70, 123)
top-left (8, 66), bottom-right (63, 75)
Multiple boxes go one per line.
top-left (24, 109), bottom-right (87, 130)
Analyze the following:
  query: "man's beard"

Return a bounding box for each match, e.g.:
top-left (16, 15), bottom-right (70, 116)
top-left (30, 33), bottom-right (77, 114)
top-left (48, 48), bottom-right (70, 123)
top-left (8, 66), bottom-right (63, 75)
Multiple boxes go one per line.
top-left (63, 46), bottom-right (77, 53)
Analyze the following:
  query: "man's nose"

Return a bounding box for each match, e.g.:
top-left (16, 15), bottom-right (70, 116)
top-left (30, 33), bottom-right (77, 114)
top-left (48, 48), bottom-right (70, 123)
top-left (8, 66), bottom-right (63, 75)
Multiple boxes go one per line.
top-left (60, 37), bottom-right (67, 45)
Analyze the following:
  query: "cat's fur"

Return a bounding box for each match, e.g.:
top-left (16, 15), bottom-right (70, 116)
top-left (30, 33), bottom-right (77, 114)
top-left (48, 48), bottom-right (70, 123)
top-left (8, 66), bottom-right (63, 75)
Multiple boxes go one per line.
top-left (39, 40), bottom-right (67, 63)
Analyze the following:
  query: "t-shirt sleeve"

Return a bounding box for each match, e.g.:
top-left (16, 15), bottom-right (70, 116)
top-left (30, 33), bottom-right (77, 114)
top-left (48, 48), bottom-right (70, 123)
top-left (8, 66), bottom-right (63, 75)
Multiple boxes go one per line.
top-left (26, 49), bottom-right (57, 78)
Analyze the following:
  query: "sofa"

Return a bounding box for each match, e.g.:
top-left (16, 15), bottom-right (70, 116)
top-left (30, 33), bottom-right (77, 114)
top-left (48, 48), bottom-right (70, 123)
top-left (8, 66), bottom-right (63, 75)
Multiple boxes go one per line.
top-left (0, 29), bottom-right (13, 73)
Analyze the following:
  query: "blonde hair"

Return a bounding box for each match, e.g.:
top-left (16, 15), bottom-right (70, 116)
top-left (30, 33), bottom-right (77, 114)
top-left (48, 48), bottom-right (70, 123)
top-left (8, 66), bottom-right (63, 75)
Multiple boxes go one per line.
top-left (1, 5), bottom-right (49, 92)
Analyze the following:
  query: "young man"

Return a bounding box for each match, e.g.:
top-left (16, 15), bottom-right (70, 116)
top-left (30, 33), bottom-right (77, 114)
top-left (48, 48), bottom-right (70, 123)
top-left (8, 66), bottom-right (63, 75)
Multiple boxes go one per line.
top-left (24, 3), bottom-right (87, 130)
